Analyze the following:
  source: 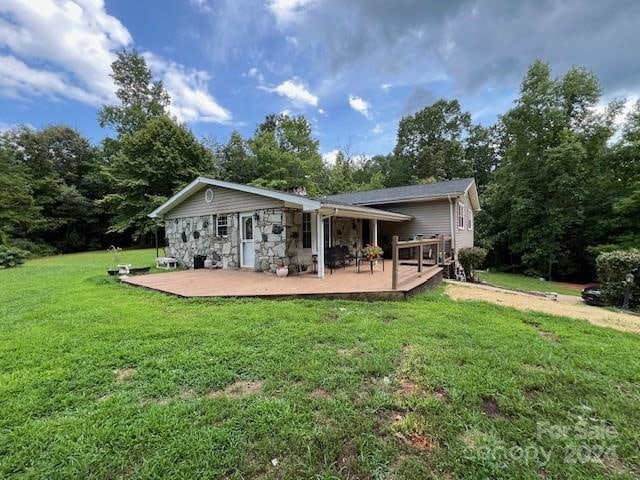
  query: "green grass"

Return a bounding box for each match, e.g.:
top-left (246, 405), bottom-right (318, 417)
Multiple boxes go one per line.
top-left (476, 271), bottom-right (583, 296)
top-left (1, 249), bottom-right (638, 479)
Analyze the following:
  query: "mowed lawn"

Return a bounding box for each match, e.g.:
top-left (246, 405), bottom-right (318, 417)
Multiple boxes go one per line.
top-left (476, 271), bottom-right (583, 297)
top-left (1, 250), bottom-right (638, 479)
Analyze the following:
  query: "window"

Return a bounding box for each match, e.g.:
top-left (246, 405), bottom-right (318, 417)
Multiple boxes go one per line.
top-left (216, 215), bottom-right (228, 236)
top-left (467, 208), bottom-right (473, 230)
top-left (302, 213), bottom-right (312, 248)
top-left (457, 203), bottom-right (465, 229)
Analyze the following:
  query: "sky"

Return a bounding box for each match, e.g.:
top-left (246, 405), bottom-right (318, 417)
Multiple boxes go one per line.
top-left (1, 0), bottom-right (640, 161)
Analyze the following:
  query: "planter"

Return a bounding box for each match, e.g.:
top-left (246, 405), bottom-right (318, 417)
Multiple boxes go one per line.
top-left (275, 266), bottom-right (289, 277)
top-left (204, 259), bottom-right (213, 269)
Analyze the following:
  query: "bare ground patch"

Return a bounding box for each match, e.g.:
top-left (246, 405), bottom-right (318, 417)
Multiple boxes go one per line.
top-left (114, 367), bottom-right (136, 383)
top-left (482, 397), bottom-right (500, 418)
top-left (207, 380), bottom-right (264, 399)
top-left (309, 387), bottom-right (331, 399)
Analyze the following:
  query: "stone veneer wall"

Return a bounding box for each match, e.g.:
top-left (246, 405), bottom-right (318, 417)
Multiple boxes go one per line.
top-left (333, 217), bottom-right (360, 255)
top-left (165, 214), bottom-right (239, 268)
top-left (164, 208), bottom-right (289, 273)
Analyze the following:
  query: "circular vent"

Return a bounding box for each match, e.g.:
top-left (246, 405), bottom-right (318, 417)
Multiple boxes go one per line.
top-left (204, 188), bottom-right (215, 203)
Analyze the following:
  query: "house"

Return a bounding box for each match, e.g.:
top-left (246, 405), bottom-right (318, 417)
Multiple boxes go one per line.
top-left (149, 177), bottom-right (480, 278)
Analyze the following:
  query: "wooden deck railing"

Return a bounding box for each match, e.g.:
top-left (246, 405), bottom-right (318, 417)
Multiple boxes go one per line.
top-left (391, 234), bottom-right (453, 290)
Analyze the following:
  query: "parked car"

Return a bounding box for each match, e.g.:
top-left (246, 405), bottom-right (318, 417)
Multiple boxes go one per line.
top-left (581, 285), bottom-right (604, 306)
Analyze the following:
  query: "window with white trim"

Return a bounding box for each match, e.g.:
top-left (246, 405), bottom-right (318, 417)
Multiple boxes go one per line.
top-left (467, 208), bottom-right (473, 230)
top-left (457, 203), bottom-right (465, 229)
top-left (216, 215), bottom-right (228, 236)
top-left (302, 213), bottom-right (312, 248)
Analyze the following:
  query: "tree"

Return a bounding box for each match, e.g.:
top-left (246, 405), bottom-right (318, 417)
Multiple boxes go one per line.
top-left (0, 147), bottom-right (39, 243)
top-left (98, 50), bottom-right (170, 137)
top-left (1, 125), bottom-right (105, 252)
top-left (393, 99), bottom-right (473, 185)
top-left (220, 130), bottom-right (256, 184)
top-left (464, 125), bottom-right (500, 192)
top-left (479, 61), bottom-right (618, 279)
top-left (100, 116), bottom-right (215, 239)
top-left (248, 114), bottom-right (325, 195)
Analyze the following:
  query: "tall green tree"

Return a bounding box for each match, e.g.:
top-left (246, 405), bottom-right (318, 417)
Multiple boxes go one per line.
top-left (100, 116), bottom-right (215, 239)
top-left (98, 50), bottom-right (170, 137)
top-left (393, 99), bottom-right (473, 185)
top-left (220, 130), bottom-right (256, 184)
top-left (479, 61), bottom-right (619, 279)
top-left (248, 114), bottom-right (325, 195)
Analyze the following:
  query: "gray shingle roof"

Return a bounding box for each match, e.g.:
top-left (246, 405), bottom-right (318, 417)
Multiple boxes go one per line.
top-left (322, 178), bottom-right (475, 205)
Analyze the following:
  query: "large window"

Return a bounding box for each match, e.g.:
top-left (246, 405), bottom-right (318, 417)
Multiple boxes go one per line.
top-left (467, 208), bottom-right (473, 230)
top-left (216, 215), bottom-right (228, 237)
top-left (302, 213), bottom-right (312, 248)
top-left (457, 203), bottom-right (465, 229)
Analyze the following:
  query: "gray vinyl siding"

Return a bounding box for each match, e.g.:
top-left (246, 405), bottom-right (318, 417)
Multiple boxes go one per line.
top-left (164, 185), bottom-right (283, 219)
top-left (376, 199), bottom-right (452, 239)
top-left (455, 191), bottom-right (474, 250)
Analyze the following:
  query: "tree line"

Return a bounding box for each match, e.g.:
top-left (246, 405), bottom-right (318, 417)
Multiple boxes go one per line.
top-left (1, 52), bottom-right (638, 279)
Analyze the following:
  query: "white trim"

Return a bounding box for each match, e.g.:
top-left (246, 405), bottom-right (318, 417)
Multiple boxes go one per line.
top-left (463, 179), bottom-right (481, 211)
top-left (239, 212), bottom-right (255, 269)
top-left (457, 202), bottom-right (465, 230)
top-left (467, 207), bottom-right (473, 231)
top-left (319, 203), bottom-right (411, 222)
top-left (352, 194), bottom-right (465, 207)
top-left (316, 214), bottom-right (324, 278)
top-left (149, 177), bottom-right (321, 218)
top-left (216, 214), bottom-right (228, 237)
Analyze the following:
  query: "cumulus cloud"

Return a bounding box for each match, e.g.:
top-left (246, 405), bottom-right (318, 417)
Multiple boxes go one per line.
top-left (260, 78), bottom-right (319, 106)
top-left (0, 0), bottom-right (131, 104)
top-left (0, 0), bottom-right (232, 124)
top-left (145, 54), bottom-right (231, 124)
top-left (348, 95), bottom-right (371, 119)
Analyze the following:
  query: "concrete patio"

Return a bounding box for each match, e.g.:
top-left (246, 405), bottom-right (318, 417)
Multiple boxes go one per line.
top-left (122, 263), bottom-right (443, 300)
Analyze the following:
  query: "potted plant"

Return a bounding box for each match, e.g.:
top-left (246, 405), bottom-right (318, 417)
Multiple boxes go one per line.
top-left (362, 244), bottom-right (384, 262)
top-left (275, 263), bottom-right (289, 277)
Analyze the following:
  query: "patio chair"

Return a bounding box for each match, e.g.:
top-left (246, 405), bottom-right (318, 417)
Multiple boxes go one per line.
top-left (340, 245), bottom-right (356, 266)
top-left (324, 247), bottom-right (340, 274)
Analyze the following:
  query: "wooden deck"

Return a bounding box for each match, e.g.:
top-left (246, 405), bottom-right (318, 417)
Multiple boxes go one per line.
top-left (122, 263), bottom-right (443, 300)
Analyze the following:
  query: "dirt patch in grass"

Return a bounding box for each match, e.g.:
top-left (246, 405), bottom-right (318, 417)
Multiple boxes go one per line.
top-left (482, 397), bottom-right (500, 417)
top-left (208, 380), bottom-right (264, 399)
top-left (179, 388), bottom-right (196, 400)
top-left (432, 389), bottom-right (451, 403)
top-left (523, 319), bottom-right (559, 342)
top-left (337, 347), bottom-right (362, 357)
top-left (396, 378), bottom-right (424, 396)
top-left (394, 431), bottom-right (435, 451)
top-left (309, 387), bottom-right (331, 399)
top-left (115, 367), bottom-right (136, 383)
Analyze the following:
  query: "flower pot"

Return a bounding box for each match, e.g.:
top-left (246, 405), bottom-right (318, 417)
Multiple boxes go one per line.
top-left (275, 266), bottom-right (288, 277)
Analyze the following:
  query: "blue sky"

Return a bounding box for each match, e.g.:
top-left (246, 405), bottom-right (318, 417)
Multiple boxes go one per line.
top-left (2, 0), bottom-right (639, 161)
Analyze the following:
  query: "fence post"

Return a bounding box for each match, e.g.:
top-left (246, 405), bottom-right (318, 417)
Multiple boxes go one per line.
top-left (392, 235), bottom-right (398, 290)
top-left (439, 234), bottom-right (446, 264)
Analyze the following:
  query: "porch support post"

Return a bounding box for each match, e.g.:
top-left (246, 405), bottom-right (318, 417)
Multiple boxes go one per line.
top-left (372, 219), bottom-right (378, 246)
top-left (316, 213), bottom-right (325, 278)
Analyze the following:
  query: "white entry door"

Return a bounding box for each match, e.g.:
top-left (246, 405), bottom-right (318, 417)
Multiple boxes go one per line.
top-left (240, 213), bottom-right (255, 268)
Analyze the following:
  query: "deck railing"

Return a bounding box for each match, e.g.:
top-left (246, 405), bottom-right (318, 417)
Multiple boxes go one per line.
top-left (391, 234), bottom-right (453, 290)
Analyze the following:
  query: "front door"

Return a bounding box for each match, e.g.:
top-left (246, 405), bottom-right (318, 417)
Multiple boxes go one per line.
top-left (240, 213), bottom-right (255, 268)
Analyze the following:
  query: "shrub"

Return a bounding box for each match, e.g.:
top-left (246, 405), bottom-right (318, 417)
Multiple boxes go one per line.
top-left (458, 247), bottom-right (487, 281)
top-left (596, 249), bottom-right (640, 309)
top-left (0, 245), bottom-right (29, 268)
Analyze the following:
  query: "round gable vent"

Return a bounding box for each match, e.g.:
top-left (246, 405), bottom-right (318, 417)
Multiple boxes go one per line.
top-left (204, 188), bottom-right (215, 203)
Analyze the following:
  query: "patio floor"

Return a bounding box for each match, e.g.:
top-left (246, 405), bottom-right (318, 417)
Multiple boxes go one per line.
top-left (122, 263), bottom-right (443, 300)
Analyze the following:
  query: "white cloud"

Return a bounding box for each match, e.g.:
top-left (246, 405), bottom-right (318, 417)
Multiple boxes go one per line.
top-left (145, 54), bottom-right (231, 124)
top-left (0, 121), bottom-right (35, 133)
top-left (260, 78), bottom-right (318, 107)
top-left (380, 83), bottom-right (392, 91)
top-left (322, 149), bottom-right (340, 164)
top-left (0, 0), bottom-right (131, 104)
top-left (372, 124), bottom-right (382, 134)
top-left (318, 108), bottom-right (326, 115)
top-left (0, 0), bottom-right (232, 124)
top-left (348, 94), bottom-right (371, 119)
top-left (246, 67), bottom-right (264, 84)
top-left (285, 35), bottom-right (299, 47)
top-left (267, 0), bottom-right (315, 26)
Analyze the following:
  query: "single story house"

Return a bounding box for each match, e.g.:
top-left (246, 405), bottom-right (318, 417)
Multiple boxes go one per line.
top-left (149, 177), bottom-right (480, 278)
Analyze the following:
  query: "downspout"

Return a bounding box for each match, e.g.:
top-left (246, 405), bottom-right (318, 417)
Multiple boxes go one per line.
top-left (448, 195), bottom-right (456, 263)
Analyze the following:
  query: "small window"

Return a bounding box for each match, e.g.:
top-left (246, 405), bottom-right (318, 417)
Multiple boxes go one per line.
top-left (302, 213), bottom-right (312, 249)
top-left (216, 215), bottom-right (228, 236)
top-left (457, 203), bottom-right (465, 229)
top-left (467, 208), bottom-right (473, 230)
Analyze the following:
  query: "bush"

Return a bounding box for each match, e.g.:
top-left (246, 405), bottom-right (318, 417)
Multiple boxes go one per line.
top-left (596, 249), bottom-right (640, 309)
top-left (458, 247), bottom-right (487, 281)
top-left (9, 238), bottom-right (57, 258)
top-left (0, 245), bottom-right (29, 268)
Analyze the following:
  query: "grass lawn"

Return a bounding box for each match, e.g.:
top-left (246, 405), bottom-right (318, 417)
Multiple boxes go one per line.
top-left (1, 249), bottom-right (638, 479)
top-left (476, 271), bottom-right (584, 297)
